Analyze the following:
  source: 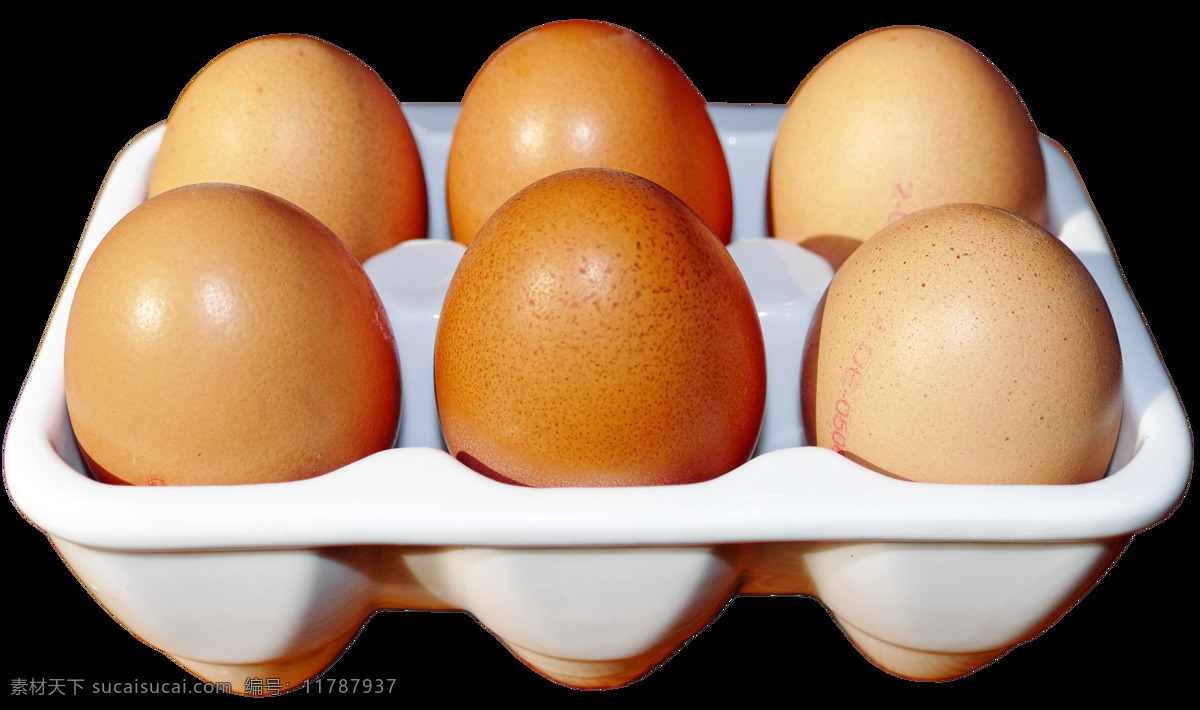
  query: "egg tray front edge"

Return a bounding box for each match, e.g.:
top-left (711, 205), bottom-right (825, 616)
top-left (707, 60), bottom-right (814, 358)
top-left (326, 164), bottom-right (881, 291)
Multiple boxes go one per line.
top-left (4, 104), bottom-right (1190, 690)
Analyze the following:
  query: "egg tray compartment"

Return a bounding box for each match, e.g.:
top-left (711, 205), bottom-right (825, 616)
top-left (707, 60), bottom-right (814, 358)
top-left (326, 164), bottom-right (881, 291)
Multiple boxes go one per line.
top-left (4, 104), bottom-right (1191, 692)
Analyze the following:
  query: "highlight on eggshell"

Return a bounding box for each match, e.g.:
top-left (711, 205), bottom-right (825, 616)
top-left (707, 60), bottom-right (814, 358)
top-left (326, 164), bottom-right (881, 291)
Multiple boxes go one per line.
top-left (148, 33), bottom-right (428, 263)
top-left (770, 26), bottom-right (1048, 269)
top-left (64, 183), bottom-right (403, 486)
top-left (446, 18), bottom-right (733, 246)
top-left (800, 203), bottom-right (1122, 485)
top-left (435, 167), bottom-right (766, 488)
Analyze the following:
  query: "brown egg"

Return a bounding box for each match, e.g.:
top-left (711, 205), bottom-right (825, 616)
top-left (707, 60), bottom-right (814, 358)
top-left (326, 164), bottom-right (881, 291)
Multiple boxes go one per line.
top-left (770, 26), bottom-right (1047, 260)
top-left (64, 183), bottom-right (402, 486)
top-left (148, 34), bottom-right (427, 263)
top-left (446, 19), bottom-right (732, 245)
top-left (800, 203), bottom-right (1121, 485)
top-left (435, 168), bottom-right (765, 487)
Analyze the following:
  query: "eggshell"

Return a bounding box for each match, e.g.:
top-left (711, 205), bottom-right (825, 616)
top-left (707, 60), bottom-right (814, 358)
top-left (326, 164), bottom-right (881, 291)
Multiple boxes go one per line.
top-left (446, 19), bottom-right (733, 245)
top-left (64, 183), bottom-right (402, 486)
top-left (770, 26), bottom-right (1047, 257)
top-left (800, 203), bottom-right (1121, 485)
top-left (434, 167), bottom-right (764, 487)
top-left (148, 34), bottom-right (427, 263)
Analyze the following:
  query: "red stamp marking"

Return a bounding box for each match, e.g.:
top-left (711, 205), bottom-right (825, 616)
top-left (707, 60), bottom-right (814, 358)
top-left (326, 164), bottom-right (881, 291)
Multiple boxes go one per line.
top-left (886, 181), bottom-right (914, 224)
top-left (829, 317), bottom-right (886, 454)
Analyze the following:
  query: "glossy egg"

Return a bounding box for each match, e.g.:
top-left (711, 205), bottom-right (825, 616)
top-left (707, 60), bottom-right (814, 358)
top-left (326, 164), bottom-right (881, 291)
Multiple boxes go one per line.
top-left (446, 19), bottom-right (733, 245)
top-left (800, 203), bottom-right (1122, 485)
top-left (435, 168), bottom-right (765, 487)
top-left (771, 26), bottom-right (1047, 266)
top-left (64, 183), bottom-right (402, 486)
top-left (148, 34), bottom-right (427, 263)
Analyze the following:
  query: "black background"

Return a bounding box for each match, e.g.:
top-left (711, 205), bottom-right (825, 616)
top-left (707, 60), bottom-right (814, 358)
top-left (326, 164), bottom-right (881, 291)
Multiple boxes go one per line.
top-left (7, 6), bottom-right (1192, 706)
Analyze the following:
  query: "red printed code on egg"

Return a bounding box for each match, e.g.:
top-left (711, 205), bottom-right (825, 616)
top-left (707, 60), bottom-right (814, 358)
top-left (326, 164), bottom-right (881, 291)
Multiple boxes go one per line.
top-left (829, 317), bottom-right (885, 454)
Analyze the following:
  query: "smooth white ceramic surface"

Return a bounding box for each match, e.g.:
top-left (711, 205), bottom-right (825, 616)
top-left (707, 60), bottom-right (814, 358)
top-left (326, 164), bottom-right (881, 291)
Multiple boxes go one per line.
top-left (3, 104), bottom-right (1191, 688)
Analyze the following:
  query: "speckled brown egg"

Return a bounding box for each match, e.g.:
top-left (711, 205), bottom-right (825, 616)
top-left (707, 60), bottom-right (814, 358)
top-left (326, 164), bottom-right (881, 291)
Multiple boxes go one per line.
top-left (800, 203), bottom-right (1121, 485)
top-left (64, 183), bottom-right (402, 486)
top-left (446, 19), bottom-right (733, 246)
top-left (435, 168), bottom-right (765, 487)
top-left (770, 26), bottom-right (1047, 264)
top-left (148, 34), bottom-right (427, 263)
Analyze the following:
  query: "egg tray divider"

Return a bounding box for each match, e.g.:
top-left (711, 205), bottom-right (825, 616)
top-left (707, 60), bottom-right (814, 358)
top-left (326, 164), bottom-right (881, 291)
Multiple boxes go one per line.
top-left (4, 104), bottom-right (1191, 691)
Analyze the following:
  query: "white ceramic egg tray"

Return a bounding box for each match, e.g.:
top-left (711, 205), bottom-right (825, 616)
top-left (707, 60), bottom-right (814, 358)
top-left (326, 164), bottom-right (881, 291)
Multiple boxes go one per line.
top-left (4, 104), bottom-right (1191, 693)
